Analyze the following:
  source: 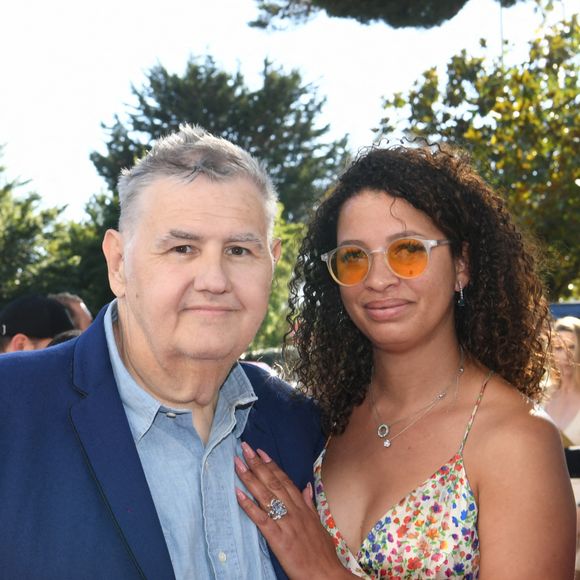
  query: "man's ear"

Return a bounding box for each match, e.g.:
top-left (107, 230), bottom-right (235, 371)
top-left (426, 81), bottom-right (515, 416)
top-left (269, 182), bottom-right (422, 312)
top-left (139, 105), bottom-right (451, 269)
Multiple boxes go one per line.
top-left (455, 242), bottom-right (470, 291)
top-left (102, 229), bottom-right (126, 298)
top-left (271, 238), bottom-right (282, 265)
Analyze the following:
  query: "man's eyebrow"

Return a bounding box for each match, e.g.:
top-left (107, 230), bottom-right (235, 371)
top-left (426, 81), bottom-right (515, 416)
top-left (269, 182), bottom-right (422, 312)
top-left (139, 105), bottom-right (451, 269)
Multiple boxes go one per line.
top-left (226, 233), bottom-right (265, 247)
top-left (156, 230), bottom-right (202, 246)
top-left (156, 230), bottom-right (266, 249)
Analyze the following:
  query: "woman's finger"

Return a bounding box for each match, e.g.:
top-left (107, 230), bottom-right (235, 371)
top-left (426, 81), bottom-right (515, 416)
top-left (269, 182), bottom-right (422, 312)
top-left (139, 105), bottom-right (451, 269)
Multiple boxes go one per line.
top-left (236, 486), bottom-right (351, 579)
top-left (235, 452), bottom-right (353, 579)
top-left (241, 442), bottom-right (305, 504)
top-left (234, 455), bottom-right (284, 510)
top-left (301, 482), bottom-right (318, 513)
top-left (256, 448), bottom-right (306, 499)
top-left (235, 487), bottom-right (284, 540)
top-left (241, 443), bottom-right (286, 492)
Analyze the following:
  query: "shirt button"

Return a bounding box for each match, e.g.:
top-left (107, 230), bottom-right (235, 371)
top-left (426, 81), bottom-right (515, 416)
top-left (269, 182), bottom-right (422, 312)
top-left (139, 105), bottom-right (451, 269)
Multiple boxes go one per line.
top-left (218, 551), bottom-right (227, 563)
top-left (166, 412), bottom-right (177, 419)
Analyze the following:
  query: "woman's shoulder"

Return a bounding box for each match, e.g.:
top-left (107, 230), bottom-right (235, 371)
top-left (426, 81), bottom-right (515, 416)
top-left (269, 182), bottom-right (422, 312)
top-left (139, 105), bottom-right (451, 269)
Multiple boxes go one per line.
top-left (466, 371), bottom-right (566, 479)
top-left (464, 372), bottom-right (576, 576)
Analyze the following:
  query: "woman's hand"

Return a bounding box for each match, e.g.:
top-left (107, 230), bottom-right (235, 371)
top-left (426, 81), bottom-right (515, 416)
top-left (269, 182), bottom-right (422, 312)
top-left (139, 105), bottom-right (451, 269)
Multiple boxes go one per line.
top-left (235, 442), bottom-right (353, 580)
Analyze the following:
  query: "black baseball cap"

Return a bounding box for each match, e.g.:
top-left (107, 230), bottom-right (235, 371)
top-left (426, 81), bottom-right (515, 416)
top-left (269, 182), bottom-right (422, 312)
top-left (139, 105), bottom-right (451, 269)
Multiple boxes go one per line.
top-left (0, 294), bottom-right (75, 339)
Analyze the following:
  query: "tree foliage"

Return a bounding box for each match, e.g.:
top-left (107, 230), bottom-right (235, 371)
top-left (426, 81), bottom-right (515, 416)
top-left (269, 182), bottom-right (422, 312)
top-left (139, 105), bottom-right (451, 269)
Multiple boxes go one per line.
top-left (377, 13), bottom-right (579, 299)
top-left (0, 156), bottom-right (66, 305)
top-left (251, 205), bottom-right (305, 350)
top-left (250, 0), bottom-right (521, 30)
top-left (37, 194), bottom-right (117, 315)
top-left (0, 154), bottom-right (114, 313)
top-left (90, 57), bottom-right (349, 222)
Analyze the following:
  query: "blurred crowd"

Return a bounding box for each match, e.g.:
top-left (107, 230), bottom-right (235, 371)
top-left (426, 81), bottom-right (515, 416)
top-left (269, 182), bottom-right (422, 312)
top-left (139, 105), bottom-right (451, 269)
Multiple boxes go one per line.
top-left (0, 292), bottom-right (92, 353)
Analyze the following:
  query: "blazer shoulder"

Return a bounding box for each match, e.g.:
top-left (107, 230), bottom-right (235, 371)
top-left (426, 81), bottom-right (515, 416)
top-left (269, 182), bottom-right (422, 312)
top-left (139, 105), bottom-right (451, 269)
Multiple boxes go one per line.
top-left (240, 361), bottom-right (325, 477)
top-left (0, 340), bottom-right (75, 383)
top-left (240, 361), bottom-right (317, 411)
top-left (240, 361), bottom-right (322, 436)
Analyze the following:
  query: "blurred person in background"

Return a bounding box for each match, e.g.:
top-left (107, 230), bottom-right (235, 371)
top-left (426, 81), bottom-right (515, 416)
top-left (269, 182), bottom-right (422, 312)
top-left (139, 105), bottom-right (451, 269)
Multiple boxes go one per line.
top-left (546, 316), bottom-right (580, 446)
top-left (47, 329), bottom-right (83, 347)
top-left (49, 291), bottom-right (94, 331)
top-left (0, 293), bottom-right (74, 353)
top-left (545, 317), bottom-right (580, 576)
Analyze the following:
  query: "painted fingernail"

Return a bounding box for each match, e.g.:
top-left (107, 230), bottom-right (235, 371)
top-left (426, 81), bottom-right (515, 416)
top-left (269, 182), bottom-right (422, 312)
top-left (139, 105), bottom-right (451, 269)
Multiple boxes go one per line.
top-left (241, 442), bottom-right (256, 458)
top-left (234, 456), bottom-right (248, 473)
top-left (257, 449), bottom-right (272, 463)
top-left (235, 487), bottom-right (247, 501)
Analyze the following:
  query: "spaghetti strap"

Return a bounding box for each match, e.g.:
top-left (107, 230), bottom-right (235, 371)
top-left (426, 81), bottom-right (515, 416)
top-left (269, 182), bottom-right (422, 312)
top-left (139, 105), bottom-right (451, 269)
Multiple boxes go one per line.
top-left (458, 370), bottom-right (494, 454)
top-left (313, 435), bottom-right (332, 473)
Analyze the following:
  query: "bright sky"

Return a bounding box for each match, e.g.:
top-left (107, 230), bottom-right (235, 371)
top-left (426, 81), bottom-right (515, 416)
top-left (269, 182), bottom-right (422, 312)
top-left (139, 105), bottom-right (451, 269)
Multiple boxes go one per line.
top-left (1, 0), bottom-right (577, 220)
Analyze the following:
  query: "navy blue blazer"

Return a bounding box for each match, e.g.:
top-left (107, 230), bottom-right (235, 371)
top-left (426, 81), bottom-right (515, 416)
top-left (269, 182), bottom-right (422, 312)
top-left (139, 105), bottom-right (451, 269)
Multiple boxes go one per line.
top-left (0, 306), bottom-right (324, 579)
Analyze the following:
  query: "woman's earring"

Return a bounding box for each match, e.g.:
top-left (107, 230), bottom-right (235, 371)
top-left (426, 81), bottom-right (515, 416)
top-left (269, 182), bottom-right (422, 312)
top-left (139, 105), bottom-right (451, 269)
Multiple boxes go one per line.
top-left (457, 280), bottom-right (465, 307)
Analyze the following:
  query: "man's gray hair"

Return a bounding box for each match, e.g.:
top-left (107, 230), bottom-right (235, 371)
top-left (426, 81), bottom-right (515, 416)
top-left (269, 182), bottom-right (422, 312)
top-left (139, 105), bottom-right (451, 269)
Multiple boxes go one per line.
top-left (117, 124), bottom-right (278, 236)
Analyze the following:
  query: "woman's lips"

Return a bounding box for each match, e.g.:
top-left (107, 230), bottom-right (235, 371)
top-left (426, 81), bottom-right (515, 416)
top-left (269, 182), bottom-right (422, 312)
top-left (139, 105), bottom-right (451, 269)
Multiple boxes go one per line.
top-left (363, 298), bottom-right (410, 320)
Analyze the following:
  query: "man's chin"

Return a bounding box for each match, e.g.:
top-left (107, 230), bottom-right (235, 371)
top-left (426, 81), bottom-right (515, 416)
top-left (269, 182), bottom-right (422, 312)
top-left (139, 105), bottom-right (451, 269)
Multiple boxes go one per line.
top-left (178, 344), bottom-right (241, 365)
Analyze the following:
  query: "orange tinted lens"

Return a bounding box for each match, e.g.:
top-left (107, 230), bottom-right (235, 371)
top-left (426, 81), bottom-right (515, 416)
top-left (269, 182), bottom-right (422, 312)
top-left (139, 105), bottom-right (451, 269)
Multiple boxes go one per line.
top-left (334, 246), bottom-right (369, 285)
top-left (387, 238), bottom-right (428, 278)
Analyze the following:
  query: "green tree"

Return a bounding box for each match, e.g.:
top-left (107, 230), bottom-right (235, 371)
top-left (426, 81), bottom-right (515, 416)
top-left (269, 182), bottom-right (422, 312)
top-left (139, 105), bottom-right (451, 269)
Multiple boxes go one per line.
top-left (250, 0), bottom-right (521, 30)
top-left (90, 56), bottom-right (349, 222)
top-left (251, 204), bottom-right (305, 350)
top-left (377, 13), bottom-right (580, 298)
top-left (0, 156), bottom-right (66, 305)
top-left (37, 194), bottom-right (116, 315)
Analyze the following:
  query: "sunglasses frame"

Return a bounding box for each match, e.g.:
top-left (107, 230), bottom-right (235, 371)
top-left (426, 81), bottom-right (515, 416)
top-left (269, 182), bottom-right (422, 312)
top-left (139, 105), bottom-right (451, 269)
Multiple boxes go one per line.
top-left (321, 237), bottom-right (452, 286)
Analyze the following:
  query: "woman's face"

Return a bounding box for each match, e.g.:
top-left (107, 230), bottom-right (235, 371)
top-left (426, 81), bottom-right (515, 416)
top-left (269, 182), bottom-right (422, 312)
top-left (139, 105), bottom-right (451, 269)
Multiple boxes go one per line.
top-left (553, 330), bottom-right (577, 380)
top-left (335, 190), bottom-right (468, 352)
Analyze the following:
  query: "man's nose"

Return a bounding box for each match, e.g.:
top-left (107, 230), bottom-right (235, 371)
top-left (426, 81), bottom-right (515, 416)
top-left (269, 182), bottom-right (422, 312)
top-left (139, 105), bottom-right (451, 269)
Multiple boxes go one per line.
top-left (192, 253), bottom-right (231, 293)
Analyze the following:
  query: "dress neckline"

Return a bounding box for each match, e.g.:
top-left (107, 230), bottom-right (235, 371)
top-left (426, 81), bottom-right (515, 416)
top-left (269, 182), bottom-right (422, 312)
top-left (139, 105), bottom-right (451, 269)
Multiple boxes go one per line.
top-left (315, 449), bottom-right (468, 558)
top-left (315, 371), bottom-right (492, 558)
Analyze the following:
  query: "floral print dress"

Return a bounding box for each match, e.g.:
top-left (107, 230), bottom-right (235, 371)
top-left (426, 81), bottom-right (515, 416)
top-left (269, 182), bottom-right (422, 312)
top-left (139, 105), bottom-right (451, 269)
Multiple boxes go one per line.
top-left (314, 377), bottom-right (491, 579)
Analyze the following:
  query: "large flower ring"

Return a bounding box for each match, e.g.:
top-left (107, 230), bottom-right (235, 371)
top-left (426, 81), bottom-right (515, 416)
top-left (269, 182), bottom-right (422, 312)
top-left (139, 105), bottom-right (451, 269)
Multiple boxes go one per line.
top-left (266, 497), bottom-right (288, 521)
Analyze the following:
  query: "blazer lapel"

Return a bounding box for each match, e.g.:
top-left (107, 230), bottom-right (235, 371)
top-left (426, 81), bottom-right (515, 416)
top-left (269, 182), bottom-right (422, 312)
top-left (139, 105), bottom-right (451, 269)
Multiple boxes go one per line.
top-left (243, 404), bottom-right (286, 467)
top-left (69, 308), bottom-right (175, 580)
top-left (241, 367), bottom-right (289, 580)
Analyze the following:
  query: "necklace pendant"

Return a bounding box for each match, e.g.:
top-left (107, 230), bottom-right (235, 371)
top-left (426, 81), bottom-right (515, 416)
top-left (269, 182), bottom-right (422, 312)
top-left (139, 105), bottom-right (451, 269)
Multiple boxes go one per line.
top-left (377, 423), bottom-right (390, 438)
top-left (383, 439), bottom-right (392, 448)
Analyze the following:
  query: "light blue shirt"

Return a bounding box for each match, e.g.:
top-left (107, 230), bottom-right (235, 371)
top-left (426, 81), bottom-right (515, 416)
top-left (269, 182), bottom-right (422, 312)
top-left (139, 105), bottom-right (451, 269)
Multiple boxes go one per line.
top-left (104, 302), bottom-right (276, 580)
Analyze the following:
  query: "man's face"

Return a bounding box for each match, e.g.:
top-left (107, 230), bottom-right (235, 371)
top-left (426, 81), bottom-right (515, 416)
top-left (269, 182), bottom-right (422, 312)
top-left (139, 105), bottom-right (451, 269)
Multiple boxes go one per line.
top-left (104, 174), bottom-right (280, 371)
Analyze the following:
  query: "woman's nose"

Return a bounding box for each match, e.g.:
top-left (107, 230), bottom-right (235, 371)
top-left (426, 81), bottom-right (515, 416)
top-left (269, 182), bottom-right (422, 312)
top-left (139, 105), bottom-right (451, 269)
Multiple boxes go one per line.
top-left (364, 249), bottom-right (399, 290)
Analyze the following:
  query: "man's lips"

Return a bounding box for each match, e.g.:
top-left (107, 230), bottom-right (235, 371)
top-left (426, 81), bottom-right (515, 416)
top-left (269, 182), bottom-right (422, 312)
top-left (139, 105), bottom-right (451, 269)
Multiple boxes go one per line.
top-left (184, 305), bottom-right (237, 314)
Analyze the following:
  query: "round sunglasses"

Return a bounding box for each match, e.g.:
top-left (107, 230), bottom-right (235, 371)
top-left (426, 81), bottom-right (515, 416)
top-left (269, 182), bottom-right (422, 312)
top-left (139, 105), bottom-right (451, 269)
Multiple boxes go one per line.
top-left (320, 237), bottom-right (452, 286)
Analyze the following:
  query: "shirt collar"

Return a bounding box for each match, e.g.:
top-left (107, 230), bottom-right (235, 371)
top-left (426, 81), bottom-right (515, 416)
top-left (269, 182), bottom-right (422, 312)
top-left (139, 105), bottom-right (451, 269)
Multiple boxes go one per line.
top-left (216, 364), bottom-right (258, 439)
top-left (103, 300), bottom-right (257, 442)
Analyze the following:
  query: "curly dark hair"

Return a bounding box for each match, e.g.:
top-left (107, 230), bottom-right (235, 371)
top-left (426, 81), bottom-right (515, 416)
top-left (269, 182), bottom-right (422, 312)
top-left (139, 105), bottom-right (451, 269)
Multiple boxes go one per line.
top-left (287, 144), bottom-right (550, 435)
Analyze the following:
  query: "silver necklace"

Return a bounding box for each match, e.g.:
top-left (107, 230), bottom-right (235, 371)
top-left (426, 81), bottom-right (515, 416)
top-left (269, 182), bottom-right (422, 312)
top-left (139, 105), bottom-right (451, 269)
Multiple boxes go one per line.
top-left (370, 349), bottom-right (465, 448)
